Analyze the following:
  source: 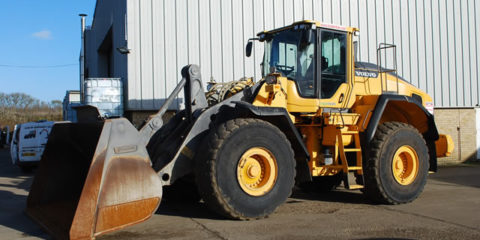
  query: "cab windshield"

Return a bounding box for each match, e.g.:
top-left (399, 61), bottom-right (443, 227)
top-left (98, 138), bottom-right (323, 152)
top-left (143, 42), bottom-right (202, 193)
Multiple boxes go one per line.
top-left (263, 28), bottom-right (316, 98)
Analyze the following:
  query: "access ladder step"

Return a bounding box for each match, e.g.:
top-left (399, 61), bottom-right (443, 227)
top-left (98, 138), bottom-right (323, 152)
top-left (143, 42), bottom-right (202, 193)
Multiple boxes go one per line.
top-left (347, 184), bottom-right (364, 190)
top-left (344, 148), bottom-right (362, 152)
top-left (343, 172), bottom-right (364, 190)
top-left (342, 131), bottom-right (360, 135)
top-left (347, 166), bottom-right (362, 171)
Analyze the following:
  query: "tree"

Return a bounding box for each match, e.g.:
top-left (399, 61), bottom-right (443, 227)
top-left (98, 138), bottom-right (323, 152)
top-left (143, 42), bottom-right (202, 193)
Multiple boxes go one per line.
top-left (0, 92), bottom-right (63, 129)
top-left (50, 100), bottom-right (63, 109)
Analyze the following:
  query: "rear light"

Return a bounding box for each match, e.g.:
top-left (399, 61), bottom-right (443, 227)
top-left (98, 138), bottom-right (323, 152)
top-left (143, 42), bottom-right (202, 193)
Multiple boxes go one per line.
top-left (425, 102), bottom-right (434, 115)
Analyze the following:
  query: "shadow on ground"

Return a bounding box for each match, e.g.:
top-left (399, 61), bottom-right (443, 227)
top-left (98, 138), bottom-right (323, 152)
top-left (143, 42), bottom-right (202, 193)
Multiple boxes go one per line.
top-left (291, 186), bottom-right (370, 204)
top-left (156, 187), bottom-right (370, 221)
top-left (354, 238), bottom-right (415, 240)
top-left (156, 201), bottom-right (221, 220)
top-left (0, 173), bottom-right (47, 238)
top-left (0, 148), bottom-right (47, 239)
top-left (0, 190), bottom-right (48, 239)
top-left (429, 164), bottom-right (480, 188)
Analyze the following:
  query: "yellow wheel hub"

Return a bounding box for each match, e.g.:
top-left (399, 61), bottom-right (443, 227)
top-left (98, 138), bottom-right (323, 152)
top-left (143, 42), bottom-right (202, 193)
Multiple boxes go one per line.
top-left (237, 147), bottom-right (278, 196)
top-left (392, 145), bottom-right (419, 185)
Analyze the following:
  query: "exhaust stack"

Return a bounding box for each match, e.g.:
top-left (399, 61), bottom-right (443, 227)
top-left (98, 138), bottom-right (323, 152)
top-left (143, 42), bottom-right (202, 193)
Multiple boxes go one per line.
top-left (79, 14), bottom-right (87, 103)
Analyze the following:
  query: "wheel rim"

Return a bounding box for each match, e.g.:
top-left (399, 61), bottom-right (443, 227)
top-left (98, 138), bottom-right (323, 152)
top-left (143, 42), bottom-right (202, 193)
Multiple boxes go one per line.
top-left (392, 145), bottom-right (419, 185)
top-left (236, 147), bottom-right (278, 196)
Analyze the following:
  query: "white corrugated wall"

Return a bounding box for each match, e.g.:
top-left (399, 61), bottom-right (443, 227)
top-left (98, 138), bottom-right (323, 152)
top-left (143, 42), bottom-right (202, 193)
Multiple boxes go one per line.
top-left (125, 0), bottom-right (480, 110)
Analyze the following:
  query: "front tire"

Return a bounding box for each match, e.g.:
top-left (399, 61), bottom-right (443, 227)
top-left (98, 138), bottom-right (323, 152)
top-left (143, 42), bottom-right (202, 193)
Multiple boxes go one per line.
top-left (363, 122), bottom-right (429, 204)
top-left (195, 118), bottom-right (296, 219)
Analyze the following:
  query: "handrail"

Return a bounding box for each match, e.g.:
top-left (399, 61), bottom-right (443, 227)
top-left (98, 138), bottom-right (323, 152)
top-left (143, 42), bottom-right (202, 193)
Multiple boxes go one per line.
top-left (376, 43), bottom-right (399, 93)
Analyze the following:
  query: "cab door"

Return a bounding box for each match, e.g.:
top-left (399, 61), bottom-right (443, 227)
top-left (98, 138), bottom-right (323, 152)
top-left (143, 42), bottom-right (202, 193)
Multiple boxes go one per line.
top-left (317, 29), bottom-right (351, 108)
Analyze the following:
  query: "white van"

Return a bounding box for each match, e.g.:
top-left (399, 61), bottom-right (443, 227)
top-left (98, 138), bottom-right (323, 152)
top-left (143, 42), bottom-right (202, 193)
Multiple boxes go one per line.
top-left (10, 121), bottom-right (61, 171)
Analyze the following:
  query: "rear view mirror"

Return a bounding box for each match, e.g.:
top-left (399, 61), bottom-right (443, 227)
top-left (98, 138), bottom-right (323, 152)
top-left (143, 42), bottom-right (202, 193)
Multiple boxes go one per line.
top-left (246, 41), bottom-right (253, 57)
top-left (246, 38), bottom-right (260, 57)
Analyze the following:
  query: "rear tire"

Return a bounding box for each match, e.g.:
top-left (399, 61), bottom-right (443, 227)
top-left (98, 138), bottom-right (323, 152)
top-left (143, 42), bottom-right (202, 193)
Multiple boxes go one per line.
top-left (363, 122), bottom-right (429, 204)
top-left (196, 118), bottom-right (296, 219)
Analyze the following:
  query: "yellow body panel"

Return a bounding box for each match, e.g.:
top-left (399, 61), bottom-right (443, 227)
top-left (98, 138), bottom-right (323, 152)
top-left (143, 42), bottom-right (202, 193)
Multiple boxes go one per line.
top-left (352, 73), bottom-right (434, 105)
top-left (252, 76), bottom-right (295, 122)
top-left (284, 79), bottom-right (319, 113)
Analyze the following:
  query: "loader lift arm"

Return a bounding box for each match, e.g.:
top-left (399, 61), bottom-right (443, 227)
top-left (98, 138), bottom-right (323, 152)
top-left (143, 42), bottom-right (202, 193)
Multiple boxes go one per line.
top-left (139, 65), bottom-right (208, 146)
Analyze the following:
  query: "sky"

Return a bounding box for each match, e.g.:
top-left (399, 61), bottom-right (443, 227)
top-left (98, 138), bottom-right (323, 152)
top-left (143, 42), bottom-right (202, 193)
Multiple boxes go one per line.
top-left (0, 0), bottom-right (97, 102)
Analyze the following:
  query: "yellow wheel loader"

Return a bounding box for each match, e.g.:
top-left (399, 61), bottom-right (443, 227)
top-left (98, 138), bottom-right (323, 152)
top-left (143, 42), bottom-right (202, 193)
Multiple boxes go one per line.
top-left (26, 21), bottom-right (454, 239)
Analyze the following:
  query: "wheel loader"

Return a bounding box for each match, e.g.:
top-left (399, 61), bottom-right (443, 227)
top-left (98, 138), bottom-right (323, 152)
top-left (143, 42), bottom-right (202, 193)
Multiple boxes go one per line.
top-left (26, 20), bottom-right (454, 239)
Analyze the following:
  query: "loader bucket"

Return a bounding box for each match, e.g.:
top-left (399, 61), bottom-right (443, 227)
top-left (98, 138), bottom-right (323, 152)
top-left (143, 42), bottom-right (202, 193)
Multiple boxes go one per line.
top-left (26, 118), bottom-right (163, 240)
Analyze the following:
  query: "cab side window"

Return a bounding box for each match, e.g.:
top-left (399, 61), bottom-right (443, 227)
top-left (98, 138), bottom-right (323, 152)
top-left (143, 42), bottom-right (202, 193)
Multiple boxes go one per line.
top-left (296, 34), bottom-right (316, 98)
top-left (321, 31), bottom-right (346, 99)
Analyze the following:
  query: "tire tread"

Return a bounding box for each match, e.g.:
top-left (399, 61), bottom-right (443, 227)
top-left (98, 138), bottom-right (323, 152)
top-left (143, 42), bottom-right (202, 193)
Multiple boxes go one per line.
top-left (364, 122), bottom-right (428, 204)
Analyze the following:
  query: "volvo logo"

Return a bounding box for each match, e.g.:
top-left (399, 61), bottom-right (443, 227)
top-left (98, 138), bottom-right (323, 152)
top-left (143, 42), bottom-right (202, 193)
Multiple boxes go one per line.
top-left (355, 70), bottom-right (378, 78)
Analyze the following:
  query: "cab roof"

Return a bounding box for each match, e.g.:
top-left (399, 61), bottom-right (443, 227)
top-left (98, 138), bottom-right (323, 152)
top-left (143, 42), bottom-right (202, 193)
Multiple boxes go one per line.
top-left (257, 20), bottom-right (359, 37)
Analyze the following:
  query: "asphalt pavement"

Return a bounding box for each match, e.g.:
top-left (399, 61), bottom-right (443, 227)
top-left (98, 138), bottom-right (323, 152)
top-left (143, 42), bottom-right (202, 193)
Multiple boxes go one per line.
top-left (0, 147), bottom-right (479, 240)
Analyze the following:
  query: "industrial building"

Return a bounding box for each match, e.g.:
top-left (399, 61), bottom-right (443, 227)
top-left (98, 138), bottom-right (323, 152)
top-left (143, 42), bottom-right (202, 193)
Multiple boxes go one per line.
top-left (80, 0), bottom-right (480, 163)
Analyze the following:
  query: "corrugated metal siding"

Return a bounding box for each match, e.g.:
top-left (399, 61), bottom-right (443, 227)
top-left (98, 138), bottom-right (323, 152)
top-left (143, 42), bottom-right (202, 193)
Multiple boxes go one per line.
top-left (124, 0), bottom-right (480, 110)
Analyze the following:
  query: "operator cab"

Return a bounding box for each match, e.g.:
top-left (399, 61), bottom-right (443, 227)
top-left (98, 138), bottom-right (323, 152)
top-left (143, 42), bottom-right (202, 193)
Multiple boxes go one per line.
top-left (247, 21), bottom-right (353, 102)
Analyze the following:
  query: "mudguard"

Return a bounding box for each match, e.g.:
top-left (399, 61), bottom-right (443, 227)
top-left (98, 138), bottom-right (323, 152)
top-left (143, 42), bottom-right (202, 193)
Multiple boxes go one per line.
top-left (365, 94), bottom-right (440, 171)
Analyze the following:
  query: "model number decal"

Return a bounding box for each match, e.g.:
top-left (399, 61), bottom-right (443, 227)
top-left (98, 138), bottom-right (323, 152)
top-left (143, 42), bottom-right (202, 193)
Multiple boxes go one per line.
top-left (355, 70), bottom-right (378, 78)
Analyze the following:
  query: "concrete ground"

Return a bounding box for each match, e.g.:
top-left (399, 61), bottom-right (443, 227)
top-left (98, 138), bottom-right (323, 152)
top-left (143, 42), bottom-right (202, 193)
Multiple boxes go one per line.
top-left (0, 147), bottom-right (479, 240)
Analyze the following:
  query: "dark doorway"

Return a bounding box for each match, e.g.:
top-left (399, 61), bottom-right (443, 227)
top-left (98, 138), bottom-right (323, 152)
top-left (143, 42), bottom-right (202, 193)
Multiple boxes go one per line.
top-left (98, 27), bottom-right (114, 77)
